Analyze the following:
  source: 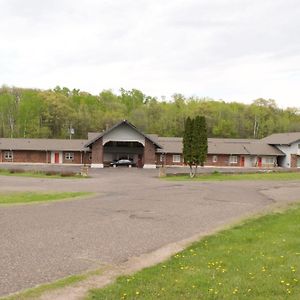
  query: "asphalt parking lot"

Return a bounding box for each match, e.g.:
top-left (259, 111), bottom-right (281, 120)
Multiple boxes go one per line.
top-left (1, 168), bottom-right (300, 296)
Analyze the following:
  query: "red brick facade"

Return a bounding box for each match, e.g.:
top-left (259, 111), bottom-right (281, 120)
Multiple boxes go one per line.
top-left (156, 153), bottom-right (241, 167)
top-left (91, 138), bottom-right (103, 164)
top-left (156, 153), bottom-right (182, 165)
top-left (291, 154), bottom-right (298, 168)
top-left (144, 139), bottom-right (156, 165)
top-left (205, 154), bottom-right (241, 167)
top-left (0, 150), bottom-right (91, 165)
top-left (0, 150), bottom-right (47, 163)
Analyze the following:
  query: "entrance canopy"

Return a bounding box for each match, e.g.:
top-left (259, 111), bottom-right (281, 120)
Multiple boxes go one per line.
top-left (85, 120), bottom-right (161, 168)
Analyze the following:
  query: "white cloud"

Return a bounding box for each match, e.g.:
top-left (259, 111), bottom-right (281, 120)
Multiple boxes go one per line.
top-left (0, 0), bottom-right (299, 107)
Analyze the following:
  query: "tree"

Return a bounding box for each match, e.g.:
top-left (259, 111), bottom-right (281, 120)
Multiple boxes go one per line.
top-left (183, 116), bottom-right (193, 175)
top-left (183, 116), bottom-right (208, 177)
top-left (198, 116), bottom-right (208, 167)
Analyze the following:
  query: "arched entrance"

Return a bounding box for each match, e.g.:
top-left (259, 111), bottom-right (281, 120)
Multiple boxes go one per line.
top-left (103, 141), bottom-right (144, 167)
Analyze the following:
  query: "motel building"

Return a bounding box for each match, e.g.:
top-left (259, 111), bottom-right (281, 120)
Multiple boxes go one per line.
top-left (0, 120), bottom-right (300, 169)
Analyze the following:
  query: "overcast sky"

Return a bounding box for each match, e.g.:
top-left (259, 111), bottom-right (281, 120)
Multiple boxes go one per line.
top-left (0, 0), bottom-right (299, 107)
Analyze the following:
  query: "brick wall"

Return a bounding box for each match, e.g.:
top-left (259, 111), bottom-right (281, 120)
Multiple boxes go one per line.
top-left (144, 139), bottom-right (156, 165)
top-left (205, 154), bottom-right (241, 167)
top-left (83, 152), bottom-right (92, 165)
top-left (1, 150), bottom-right (47, 163)
top-left (62, 151), bottom-right (83, 164)
top-left (0, 150), bottom-right (92, 165)
top-left (91, 138), bottom-right (103, 164)
top-left (155, 153), bottom-right (241, 167)
top-left (291, 154), bottom-right (298, 168)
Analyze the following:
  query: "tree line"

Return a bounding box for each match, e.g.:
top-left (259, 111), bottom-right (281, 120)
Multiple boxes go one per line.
top-left (0, 85), bottom-right (299, 139)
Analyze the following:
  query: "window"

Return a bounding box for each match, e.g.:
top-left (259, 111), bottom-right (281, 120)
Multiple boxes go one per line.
top-left (89, 153), bottom-right (92, 160)
top-left (65, 152), bottom-right (74, 160)
top-left (229, 155), bottom-right (238, 164)
top-left (212, 155), bottom-right (218, 163)
top-left (160, 154), bottom-right (164, 162)
top-left (265, 157), bottom-right (274, 164)
top-left (4, 151), bottom-right (13, 160)
top-left (172, 154), bottom-right (181, 163)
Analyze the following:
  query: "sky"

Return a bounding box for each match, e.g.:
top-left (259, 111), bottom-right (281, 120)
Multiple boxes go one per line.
top-left (0, 0), bottom-right (299, 108)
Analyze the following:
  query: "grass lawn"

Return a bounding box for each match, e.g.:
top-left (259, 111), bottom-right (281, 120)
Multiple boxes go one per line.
top-left (0, 168), bottom-right (86, 179)
top-left (165, 171), bottom-right (300, 181)
top-left (87, 204), bottom-right (300, 299)
top-left (0, 192), bottom-right (92, 205)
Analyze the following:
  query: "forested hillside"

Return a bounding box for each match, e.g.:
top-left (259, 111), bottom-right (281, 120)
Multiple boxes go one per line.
top-left (0, 86), bottom-right (299, 139)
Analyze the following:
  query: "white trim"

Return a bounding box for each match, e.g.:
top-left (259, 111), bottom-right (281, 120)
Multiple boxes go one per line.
top-left (229, 155), bottom-right (238, 164)
top-left (51, 151), bottom-right (63, 164)
top-left (172, 154), bottom-right (181, 163)
top-left (65, 152), bottom-right (74, 160)
top-left (91, 163), bottom-right (104, 168)
top-left (4, 151), bottom-right (13, 160)
top-left (143, 164), bottom-right (156, 169)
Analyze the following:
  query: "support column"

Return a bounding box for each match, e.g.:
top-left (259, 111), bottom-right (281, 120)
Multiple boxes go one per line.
top-left (291, 154), bottom-right (297, 168)
top-left (143, 139), bottom-right (156, 169)
top-left (91, 138), bottom-right (104, 168)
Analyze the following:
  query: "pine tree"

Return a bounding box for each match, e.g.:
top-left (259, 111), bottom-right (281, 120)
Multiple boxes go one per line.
top-left (198, 116), bottom-right (208, 167)
top-left (183, 117), bottom-right (193, 176)
top-left (183, 116), bottom-right (208, 177)
top-left (192, 116), bottom-right (201, 167)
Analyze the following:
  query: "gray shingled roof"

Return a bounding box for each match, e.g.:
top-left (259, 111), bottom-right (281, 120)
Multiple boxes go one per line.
top-left (88, 132), bottom-right (101, 140)
top-left (156, 137), bottom-right (284, 156)
top-left (243, 142), bottom-right (284, 156)
top-left (85, 120), bottom-right (162, 148)
top-left (0, 133), bottom-right (284, 156)
top-left (261, 132), bottom-right (300, 145)
top-left (0, 138), bottom-right (89, 151)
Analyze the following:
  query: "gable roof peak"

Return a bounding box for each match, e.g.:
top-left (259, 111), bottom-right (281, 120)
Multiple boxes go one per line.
top-left (85, 120), bottom-right (161, 148)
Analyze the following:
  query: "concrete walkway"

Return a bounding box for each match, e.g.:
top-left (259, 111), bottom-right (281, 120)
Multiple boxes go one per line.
top-left (1, 168), bottom-right (300, 296)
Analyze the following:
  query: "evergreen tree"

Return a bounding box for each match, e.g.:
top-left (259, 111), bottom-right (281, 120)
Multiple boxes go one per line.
top-left (183, 117), bottom-right (193, 165)
top-left (183, 116), bottom-right (208, 177)
top-left (198, 116), bottom-right (208, 167)
top-left (192, 115), bottom-right (201, 166)
top-left (183, 117), bottom-right (194, 177)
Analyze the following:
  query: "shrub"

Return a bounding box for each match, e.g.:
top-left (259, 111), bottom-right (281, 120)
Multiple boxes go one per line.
top-left (9, 169), bottom-right (25, 174)
top-left (45, 171), bottom-right (59, 176)
top-left (60, 172), bottom-right (76, 177)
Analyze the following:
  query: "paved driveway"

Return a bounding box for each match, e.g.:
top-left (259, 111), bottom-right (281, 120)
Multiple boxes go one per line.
top-left (1, 168), bottom-right (300, 296)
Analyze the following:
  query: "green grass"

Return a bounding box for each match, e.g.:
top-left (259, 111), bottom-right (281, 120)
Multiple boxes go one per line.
top-left (165, 171), bottom-right (300, 181)
top-left (87, 204), bottom-right (300, 300)
top-left (0, 168), bottom-right (87, 179)
top-left (0, 269), bottom-right (102, 300)
top-left (0, 192), bottom-right (92, 205)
